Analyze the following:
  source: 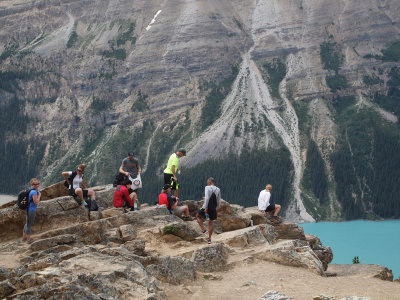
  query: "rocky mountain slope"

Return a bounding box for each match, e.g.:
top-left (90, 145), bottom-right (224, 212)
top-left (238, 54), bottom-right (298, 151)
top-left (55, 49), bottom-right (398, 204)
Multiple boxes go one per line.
top-left (1, 186), bottom-right (399, 299)
top-left (1, 0), bottom-right (400, 221)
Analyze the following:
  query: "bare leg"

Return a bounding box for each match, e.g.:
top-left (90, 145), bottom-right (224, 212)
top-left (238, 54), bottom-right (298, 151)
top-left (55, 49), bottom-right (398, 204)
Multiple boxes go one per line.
top-left (130, 192), bottom-right (138, 203)
top-left (208, 220), bottom-right (213, 240)
top-left (182, 206), bottom-right (189, 217)
top-left (75, 188), bottom-right (84, 202)
top-left (173, 189), bottom-right (179, 197)
top-left (88, 190), bottom-right (96, 200)
top-left (196, 213), bottom-right (205, 232)
top-left (273, 204), bottom-right (281, 216)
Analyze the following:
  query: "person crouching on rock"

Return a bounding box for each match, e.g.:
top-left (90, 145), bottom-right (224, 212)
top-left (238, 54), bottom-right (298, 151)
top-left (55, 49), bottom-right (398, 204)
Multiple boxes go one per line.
top-left (114, 180), bottom-right (138, 211)
top-left (258, 184), bottom-right (282, 224)
top-left (158, 184), bottom-right (190, 219)
top-left (23, 178), bottom-right (41, 243)
top-left (196, 177), bottom-right (221, 244)
top-left (62, 163), bottom-right (96, 206)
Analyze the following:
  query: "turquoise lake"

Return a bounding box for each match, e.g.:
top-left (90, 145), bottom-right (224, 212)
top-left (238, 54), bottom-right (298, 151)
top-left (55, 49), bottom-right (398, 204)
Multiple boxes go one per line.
top-left (300, 220), bottom-right (400, 279)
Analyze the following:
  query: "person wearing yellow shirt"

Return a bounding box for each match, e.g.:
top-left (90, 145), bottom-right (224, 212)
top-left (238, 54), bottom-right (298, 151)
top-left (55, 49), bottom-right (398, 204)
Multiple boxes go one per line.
top-left (163, 148), bottom-right (186, 197)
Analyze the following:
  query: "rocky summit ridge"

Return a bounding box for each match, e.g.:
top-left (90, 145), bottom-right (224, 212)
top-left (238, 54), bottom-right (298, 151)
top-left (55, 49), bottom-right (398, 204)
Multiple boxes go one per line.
top-left (1, 0), bottom-right (400, 222)
top-left (0, 184), bottom-right (399, 299)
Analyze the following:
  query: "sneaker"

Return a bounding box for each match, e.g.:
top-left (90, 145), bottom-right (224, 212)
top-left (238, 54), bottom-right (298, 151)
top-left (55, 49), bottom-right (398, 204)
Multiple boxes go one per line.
top-left (207, 239), bottom-right (211, 244)
top-left (200, 230), bottom-right (208, 237)
top-left (98, 206), bottom-right (104, 211)
top-left (82, 201), bottom-right (88, 206)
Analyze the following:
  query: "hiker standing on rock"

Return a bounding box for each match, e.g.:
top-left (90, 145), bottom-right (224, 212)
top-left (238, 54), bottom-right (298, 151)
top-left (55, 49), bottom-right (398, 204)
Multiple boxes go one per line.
top-left (196, 177), bottom-right (221, 244)
top-left (23, 178), bottom-right (41, 243)
top-left (62, 163), bottom-right (96, 206)
top-left (258, 184), bottom-right (282, 224)
top-left (119, 151), bottom-right (141, 183)
top-left (163, 148), bottom-right (186, 197)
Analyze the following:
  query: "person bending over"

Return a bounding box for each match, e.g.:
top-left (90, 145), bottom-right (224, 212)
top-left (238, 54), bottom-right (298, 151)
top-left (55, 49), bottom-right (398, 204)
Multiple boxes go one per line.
top-left (114, 180), bottom-right (138, 211)
top-left (62, 163), bottom-right (96, 206)
top-left (258, 184), bottom-right (282, 223)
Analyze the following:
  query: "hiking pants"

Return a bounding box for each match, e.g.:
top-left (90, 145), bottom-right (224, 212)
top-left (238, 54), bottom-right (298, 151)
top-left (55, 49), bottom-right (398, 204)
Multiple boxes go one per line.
top-left (23, 210), bottom-right (36, 234)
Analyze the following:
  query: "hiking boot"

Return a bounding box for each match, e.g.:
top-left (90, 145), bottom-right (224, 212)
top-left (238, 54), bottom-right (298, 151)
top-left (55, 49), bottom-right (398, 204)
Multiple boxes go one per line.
top-left (182, 216), bottom-right (194, 221)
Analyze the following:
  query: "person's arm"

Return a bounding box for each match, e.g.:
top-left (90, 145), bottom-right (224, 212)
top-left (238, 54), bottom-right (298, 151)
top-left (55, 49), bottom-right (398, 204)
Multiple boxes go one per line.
top-left (171, 165), bottom-right (177, 181)
top-left (119, 165), bottom-right (129, 177)
top-left (62, 171), bottom-right (72, 185)
top-left (32, 191), bottom-right (41, 205)
top-left (258, 191), bottom-right (267, 213)
top-left (137, 163), bottom-right (141, 174)
top-left (203, 187), bottom-right (210, 210)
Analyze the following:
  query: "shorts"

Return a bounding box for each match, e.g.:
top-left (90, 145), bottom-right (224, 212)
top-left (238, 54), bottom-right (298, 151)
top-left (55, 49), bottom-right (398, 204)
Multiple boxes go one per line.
top-left (163, 173), bottom-right (179, 191)
top-left (69, 188), bottom-right (88, 198)
top-left (265, 204), bottom-right (275, 212)
top-left (198, 208), bottom-right (217, 221)
top-left (172, 206), bottom-right (185, 216)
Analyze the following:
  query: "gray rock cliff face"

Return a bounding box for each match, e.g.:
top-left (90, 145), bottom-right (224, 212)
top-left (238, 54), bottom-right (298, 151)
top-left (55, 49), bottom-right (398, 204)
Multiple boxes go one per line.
top-left (1, 0), bottom-right (399, 221)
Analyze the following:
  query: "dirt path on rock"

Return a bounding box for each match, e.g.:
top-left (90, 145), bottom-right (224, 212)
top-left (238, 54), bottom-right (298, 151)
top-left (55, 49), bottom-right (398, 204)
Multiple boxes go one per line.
top-left (164, 259), bottom-right (400, 300)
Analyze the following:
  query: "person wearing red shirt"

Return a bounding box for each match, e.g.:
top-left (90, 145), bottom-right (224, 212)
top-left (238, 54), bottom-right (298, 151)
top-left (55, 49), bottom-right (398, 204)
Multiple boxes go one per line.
top-left (114, 180), bottom-right (137, 211)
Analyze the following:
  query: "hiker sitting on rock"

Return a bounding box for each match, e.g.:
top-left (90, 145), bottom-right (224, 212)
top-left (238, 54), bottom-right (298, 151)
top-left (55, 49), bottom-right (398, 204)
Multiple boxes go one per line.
top-left (23, 178), bottom-right (41, 243)
top-left (258, 184), bottom-right (282, 223)
top-left (158, 184), bottom-right (190, 219)
top-left (62, 163), bottom-right (96, 206)
top-left (114, 180), bottom-right (138, 211)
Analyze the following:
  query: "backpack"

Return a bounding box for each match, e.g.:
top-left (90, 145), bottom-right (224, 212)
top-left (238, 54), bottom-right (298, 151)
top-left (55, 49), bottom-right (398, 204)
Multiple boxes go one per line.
top-left (207, 188), bottom-right (218, 211)
top-left (17, 189), bottom-right (31, 210)
top-left (64, 171), bottom-right (80, 188)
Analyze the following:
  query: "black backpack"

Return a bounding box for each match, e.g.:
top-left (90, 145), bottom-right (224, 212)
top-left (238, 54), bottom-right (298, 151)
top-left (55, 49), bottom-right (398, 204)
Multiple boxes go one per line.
top-left (64, 171), bottom-right (80, 188)
top-left (17, 189), bottom-right (31, 210)
top-left (207, 188), bottom-right (218, 211)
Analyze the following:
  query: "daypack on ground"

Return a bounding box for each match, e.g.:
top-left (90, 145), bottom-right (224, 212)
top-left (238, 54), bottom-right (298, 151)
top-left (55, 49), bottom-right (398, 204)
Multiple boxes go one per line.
top-left (17, 189), bottom-right (30, 210)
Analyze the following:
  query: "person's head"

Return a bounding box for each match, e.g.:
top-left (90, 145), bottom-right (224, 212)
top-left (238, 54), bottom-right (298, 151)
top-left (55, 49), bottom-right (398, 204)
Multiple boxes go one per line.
top-left (128, 151), bottom-right (134, 160)
top-left (123, 179), bottom-right (132, 188)
top-left (266, 184), bottom-right (272, 191)
top-left (162, 184), bottom-right (171, 193)
top-left (177, 148), bottom-right (186, 157)
top-left (77, 163), bottom-right (86, 175)
top-left (207, 177), bottom-right (215, 186)
top-left (30, 178), bottom-right (40, 189)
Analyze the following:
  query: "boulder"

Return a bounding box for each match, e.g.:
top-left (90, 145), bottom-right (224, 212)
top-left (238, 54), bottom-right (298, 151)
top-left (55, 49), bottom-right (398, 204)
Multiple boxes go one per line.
top-left (146, 256), bottom-right (195, 284)
top-left (0, 266), bottom-right (9, 281)
top-left (0, 281), bottom-right (16, 298)
top-left (162, 222), bottom-right (199, 241)
top-left (275, 223), bottom-right (306, 240)
top-left (217, 225), bottom-right (276, 248)
top-left (327, 264), bottom-right (394, 281)
top-left (305, 234), bottom-right (333, 271)
top-left (30, 234), bottom-right (77, 252)
top-left (119, 224), bottom-right (137, 242)
top-left (123, 239), bottom-right (146, 255)
top-left (216, 201), bottom-right (250, 232)
top-left (255, 240), bottom-right (325, 275)
top-left (191, 243), bottom-right (229, 273)
top-left (261, 290), bottom-right (293, 300)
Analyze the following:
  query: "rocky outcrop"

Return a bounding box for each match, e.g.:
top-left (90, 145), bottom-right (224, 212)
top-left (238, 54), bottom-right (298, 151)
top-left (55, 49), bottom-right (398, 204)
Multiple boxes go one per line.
top-left (327, 264), bottom-right (394, 282)
top-left (305, 234), bottom-right (333, 271)
top-left (191, 243), bottom-right (230, 273)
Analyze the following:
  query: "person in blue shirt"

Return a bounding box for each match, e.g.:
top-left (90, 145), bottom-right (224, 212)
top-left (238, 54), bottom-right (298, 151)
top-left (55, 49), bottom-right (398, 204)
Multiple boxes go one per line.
top-left (23, 178), bottom-right (41, 243)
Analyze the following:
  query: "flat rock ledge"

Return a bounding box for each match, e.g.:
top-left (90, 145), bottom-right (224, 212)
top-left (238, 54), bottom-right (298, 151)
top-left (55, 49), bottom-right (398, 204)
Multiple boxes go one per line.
top-left (0, 185), bottom-right (394, 299)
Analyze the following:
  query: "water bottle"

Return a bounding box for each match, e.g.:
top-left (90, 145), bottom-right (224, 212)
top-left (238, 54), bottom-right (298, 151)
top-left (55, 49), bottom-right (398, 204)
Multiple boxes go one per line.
top-left (134, 202), bottom-right (138, 210)
top-left (205, 213), bottom-right (209, 220)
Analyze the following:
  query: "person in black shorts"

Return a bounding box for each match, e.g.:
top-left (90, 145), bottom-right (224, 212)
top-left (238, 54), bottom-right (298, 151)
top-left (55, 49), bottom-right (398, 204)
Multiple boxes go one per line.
top-left (258, 184), bottom-right (282, 223)
top-left (196, 177), bottom-right (221, 244)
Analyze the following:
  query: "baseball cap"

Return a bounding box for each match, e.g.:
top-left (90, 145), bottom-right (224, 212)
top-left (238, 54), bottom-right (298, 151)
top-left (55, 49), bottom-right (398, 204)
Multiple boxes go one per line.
top-left (163, 184), bottom-right (171, 190)
top-left (177, 148), bottom-right (186, 156)
top-left (128, 152), bottom-right (134, 157)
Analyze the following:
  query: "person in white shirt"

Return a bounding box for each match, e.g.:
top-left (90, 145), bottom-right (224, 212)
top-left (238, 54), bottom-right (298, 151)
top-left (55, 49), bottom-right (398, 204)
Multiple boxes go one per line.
top-left (258, 184), bottom-right (282, 223)
top-left (196, 177), bottom-right (221, 244)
